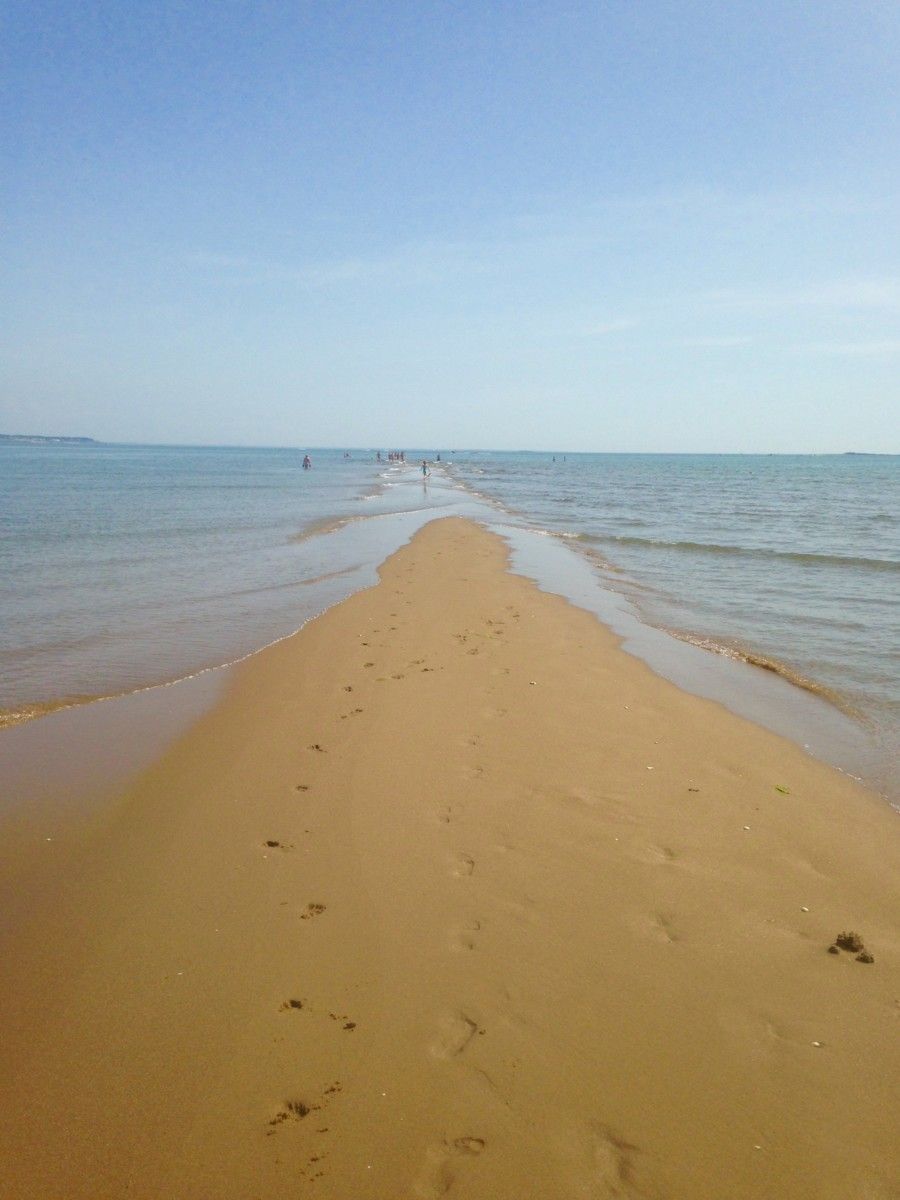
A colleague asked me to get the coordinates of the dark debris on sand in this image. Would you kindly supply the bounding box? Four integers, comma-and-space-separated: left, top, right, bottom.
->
829, 931, 874, 962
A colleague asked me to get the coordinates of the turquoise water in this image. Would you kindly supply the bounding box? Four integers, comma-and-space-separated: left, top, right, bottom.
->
1, 443, 897, 793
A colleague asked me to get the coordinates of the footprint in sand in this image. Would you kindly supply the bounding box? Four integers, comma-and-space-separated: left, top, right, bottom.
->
430, 1011, 479, 1059
449, 853, 475, 878
268, 1098, 314, 1129
553, 1120, 646, 1199
454, 1137, 485, 1154
633, 842, 679, 865
449, 920, 481, 952
629, 910, 681, 944
268, 1080, 343, 1136
414, 1137, 486, 1199
652, 911, 680, 944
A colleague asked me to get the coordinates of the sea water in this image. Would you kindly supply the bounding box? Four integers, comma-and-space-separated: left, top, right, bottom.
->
0, 444, 441, 721
450, 454, 898, 713
449, 451, 899, 791
1, 443, 897, 795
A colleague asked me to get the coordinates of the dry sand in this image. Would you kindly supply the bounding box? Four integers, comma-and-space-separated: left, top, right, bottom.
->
1, 517, 898, 1199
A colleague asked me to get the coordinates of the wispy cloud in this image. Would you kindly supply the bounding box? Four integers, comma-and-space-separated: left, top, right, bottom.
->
798, 339, 900, 356
588, 318, 638, 335
185, 240, 490, 290
296, 241, 490, 288
700, 279, 900, 313
675, 335, 752, 348
184, 183, 900, 314
582, 186, 891, 226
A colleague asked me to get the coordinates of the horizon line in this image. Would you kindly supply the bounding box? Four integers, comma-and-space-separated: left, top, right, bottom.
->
1, 435, 897, 457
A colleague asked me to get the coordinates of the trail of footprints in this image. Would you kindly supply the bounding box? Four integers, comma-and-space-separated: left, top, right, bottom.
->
266, 995, 356, 1182
419, 619, 523, 1191
418, 1007, 488, 1197
423, 764, 491, 1192
423, 615, 648, 1197
260, 738, 344, 1170
267, 1080, 344, 1182
269, 601, 647, 1191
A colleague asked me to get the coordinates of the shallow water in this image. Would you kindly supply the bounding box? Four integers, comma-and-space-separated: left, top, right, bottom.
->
0, 445, 444, 721
1, 443, 896, 798
448, 452, 899, 788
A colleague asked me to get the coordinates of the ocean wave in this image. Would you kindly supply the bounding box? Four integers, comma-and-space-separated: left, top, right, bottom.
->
0, 597, 346, 731
289, 503, 457, 546
289, 515, 359, 542
443, 468, 519, 516
664, 630, 861, 717
188, 565, 363, 606
516, 525, 583, 541
0, 694, 100, 730
585, 534, 899, 572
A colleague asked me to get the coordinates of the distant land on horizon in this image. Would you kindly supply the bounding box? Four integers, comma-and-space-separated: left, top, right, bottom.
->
0, 434, 98, 445
0, 435, 894, 455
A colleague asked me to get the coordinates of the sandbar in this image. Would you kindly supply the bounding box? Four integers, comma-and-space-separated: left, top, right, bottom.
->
1, 517, 897, 1198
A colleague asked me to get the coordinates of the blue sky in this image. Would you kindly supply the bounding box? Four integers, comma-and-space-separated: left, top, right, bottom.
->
3, 1, 898, 451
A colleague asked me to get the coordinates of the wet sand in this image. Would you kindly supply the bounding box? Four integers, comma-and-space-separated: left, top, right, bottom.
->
1, 517, 898, 1198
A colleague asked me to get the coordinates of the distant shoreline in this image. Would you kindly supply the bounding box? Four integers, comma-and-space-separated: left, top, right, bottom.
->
0, 434, 97, 445
1, 436, 895, 454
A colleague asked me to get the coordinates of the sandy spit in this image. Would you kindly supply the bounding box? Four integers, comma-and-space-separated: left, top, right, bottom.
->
1, 517, 898, 1199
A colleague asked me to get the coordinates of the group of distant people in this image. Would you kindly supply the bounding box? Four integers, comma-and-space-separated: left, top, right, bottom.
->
302, 450, 444, 474
375, 449, 441, 478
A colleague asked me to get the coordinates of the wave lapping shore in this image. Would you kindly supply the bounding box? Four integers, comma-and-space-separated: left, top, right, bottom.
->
447, 452, 899, 764
1, 518, 897, 1198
